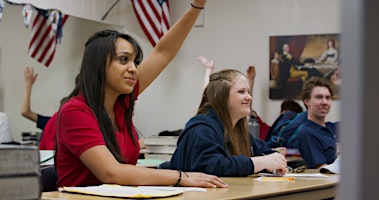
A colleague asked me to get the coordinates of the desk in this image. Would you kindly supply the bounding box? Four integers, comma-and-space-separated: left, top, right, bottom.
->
41, 170, 338, 200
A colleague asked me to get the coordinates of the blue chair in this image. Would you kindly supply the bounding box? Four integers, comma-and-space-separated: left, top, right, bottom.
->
40, 165, 58, 192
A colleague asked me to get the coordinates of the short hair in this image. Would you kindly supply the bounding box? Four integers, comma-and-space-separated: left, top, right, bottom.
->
301, 77, 334, 109
280, 99, 303, 113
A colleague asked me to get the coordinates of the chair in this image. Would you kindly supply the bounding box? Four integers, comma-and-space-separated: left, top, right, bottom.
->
40, 165, 58, 192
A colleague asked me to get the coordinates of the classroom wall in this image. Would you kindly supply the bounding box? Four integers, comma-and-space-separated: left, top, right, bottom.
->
0, 0, 341, 141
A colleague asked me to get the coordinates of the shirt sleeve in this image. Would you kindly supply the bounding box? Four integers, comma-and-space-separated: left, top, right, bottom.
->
251, 136, 275, 156
297, 130, 328, 168
58, 100, 105, 158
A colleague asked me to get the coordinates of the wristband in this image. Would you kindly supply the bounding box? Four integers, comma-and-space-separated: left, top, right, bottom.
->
173, 170, 189, 187
191, 3, 204, 9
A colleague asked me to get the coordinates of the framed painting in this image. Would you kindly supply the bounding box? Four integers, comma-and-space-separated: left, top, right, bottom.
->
269, 34, 341, 100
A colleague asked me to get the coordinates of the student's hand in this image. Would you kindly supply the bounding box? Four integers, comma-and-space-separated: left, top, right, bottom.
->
24, 67, 38, 86
272, 168, 288, 176
246, 65, 256, 80
180, 172, 228, 188
197, 56, 214, 70
272, 147, 287, 156
263, 152, 287, 174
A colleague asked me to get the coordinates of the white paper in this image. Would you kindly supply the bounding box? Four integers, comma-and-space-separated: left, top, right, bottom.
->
59, 184, 185, 198
259, 173, 328, 178
138, 186, 207, 192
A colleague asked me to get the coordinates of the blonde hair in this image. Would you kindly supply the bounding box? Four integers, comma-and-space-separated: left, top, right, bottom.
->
198, 69, 251, 156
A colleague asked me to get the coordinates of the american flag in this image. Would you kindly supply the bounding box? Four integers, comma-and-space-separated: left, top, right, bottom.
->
28, 8, 68, 67
131, 0, 170, 47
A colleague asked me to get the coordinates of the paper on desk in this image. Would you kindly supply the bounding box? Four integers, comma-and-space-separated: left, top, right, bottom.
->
139, 186, 206, 192
259, 173, 329, 178
59, 184, 186, 198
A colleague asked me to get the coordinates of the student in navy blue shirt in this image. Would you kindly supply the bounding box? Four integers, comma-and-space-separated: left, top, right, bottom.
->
170, 69, 287, 177
297, 77, 339, 169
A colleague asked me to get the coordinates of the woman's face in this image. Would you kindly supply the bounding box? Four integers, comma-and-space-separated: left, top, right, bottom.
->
105, 38, 139, 97
227, 75, 252, 126
328, 40, 334, 48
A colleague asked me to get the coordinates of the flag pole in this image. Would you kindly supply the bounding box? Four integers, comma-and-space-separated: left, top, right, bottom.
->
101, 0, 120, 21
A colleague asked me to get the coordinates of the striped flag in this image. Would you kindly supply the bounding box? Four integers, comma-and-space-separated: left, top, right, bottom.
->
131, 0, 170, 47
0, 0, 5, 22
28, 8, 68, 67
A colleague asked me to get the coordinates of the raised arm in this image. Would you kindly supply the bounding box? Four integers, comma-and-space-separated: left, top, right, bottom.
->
246, 65, 256, 95
137, 0, 206, 94
21, 67, 38, 122
197, 56, 214, 89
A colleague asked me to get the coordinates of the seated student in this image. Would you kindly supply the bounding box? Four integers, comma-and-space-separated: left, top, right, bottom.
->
21, 67, 53, 131
296, 77, 339, 169
39, 112, 58, 150
265, 99, 304, 146
197, 56, 271, 140
22, 67, 70, 150
169, 69, 287, 177
55, 0, 227, 189
280, 98, 303, 114
197, 56, 285, 152
22, 67, 73, 150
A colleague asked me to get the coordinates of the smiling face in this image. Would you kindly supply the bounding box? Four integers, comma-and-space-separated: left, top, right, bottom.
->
227, 74, 252, 126
304, 86, 332, 123
104, 38, 139, 99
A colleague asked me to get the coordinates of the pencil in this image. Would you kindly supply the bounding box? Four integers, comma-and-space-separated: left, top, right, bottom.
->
260, 177, 295, 181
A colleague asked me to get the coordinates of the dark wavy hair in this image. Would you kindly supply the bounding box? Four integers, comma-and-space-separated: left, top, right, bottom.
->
64, 30, 143, 163
197, 69, 251, 156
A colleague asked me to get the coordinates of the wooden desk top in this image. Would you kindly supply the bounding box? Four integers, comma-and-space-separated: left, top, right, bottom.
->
41, 170, 338, 200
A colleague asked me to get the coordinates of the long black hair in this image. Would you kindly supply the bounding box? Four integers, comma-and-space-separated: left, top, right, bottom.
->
63, 30, 143, 163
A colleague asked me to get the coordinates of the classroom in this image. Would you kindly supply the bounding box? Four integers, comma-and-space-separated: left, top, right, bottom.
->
0, 0, 377, 199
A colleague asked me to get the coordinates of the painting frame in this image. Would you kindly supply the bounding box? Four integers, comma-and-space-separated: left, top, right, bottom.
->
269, 33, 341, 100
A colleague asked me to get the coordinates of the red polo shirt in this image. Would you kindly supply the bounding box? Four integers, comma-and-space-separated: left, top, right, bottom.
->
56, 88, 139, 187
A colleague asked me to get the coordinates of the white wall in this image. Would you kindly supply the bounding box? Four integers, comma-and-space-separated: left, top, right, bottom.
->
0, 0, 341, 141
0, 5, 119, 141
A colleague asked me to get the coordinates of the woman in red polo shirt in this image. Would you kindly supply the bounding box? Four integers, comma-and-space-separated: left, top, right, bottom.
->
55, 0, 227, 189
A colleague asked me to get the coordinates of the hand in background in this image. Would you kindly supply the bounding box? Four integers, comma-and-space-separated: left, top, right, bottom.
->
246, 65, 256, 80
24, 66, 38, 87
197, 56, 214, 70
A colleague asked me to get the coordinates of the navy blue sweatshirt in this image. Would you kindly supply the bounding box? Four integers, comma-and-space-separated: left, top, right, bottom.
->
169, 109, 274, 177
